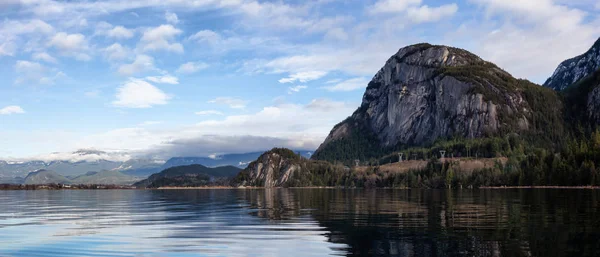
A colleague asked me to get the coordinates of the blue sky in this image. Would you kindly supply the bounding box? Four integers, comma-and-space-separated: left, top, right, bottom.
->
0, 0, 599, 161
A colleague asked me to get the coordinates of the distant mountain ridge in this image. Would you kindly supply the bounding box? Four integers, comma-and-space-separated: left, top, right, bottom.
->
134, 164, 241, 188
23, 169, 138, 185
0, 150, 313, 184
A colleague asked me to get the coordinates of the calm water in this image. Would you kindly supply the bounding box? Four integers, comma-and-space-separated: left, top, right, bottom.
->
0, 189, 599, 257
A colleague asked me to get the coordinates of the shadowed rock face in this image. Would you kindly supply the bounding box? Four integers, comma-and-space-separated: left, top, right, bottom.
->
314, 43, 533, 156
240, 151, 300, 188
544, 38, 600, 91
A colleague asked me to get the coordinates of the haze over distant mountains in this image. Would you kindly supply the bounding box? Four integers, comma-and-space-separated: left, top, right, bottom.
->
0, 149, 312, 184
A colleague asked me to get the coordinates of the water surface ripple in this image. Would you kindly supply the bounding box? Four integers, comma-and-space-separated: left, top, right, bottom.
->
0, 189, 598, 256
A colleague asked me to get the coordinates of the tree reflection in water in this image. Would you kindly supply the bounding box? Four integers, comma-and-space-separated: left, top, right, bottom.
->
238, 189, 600, 257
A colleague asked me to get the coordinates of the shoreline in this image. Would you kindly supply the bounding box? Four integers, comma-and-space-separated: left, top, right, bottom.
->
2, 185, 599, 190
480, 186, 600, 189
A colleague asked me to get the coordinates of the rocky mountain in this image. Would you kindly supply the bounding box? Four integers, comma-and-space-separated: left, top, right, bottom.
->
544, 38, 600, 91
71, 170, 139, 185
134, 164, 241, 188
312, 43, 562, 163
236, 149, 302, 188
235, 148, 341, 188
24, 170, 70, 185
23, 169, 138, 185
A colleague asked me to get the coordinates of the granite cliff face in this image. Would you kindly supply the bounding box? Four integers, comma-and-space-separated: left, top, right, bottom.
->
544, 38, 600, 91
236, 149, 301, 188
313, 43, 562, 162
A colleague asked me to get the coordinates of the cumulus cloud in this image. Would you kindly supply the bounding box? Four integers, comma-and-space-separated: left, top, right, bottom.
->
32, 52, 57, 63
188, 29, 289, 54
13, 60, 64, 85
118, 54, 156, 75
278, 71, 327, 83
406, 4, 458, 23
165, 11, 179, 24
103, 43, 130, 61
0, 106, 25, 115
145, 75, 179, 84
208, 97, 248, 109
176, 61, 209, 73
370, 0, 422, 13
26, 149, 133, 163
2, 97, 356, 159
139, 24, 183, 53
369, 0, 457, 23
464, 0, 600, 81
96, 22, 134, 39
322, 77, 369, 92
112, 78, 170, 108
288, 85, 307, 94
0, 19, 54, 56
48, 32, 91, 61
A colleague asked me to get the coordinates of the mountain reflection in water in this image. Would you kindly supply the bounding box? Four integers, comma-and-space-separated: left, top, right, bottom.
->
0, 189, 598, 256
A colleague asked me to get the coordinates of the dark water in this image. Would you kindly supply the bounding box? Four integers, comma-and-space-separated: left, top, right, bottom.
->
0, 189, 599, 257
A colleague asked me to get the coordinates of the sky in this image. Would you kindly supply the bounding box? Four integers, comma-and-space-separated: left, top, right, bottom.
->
0, 0, 599, 161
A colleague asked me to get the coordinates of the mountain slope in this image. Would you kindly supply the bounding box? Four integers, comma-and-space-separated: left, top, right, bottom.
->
312, 43, 563, 163
71, 170, 138, 185
134, 164, 241, 188
24, 170, 70, 185
561, 68, 600, 128
234, 148, 345, 188
544, 38, 600, 91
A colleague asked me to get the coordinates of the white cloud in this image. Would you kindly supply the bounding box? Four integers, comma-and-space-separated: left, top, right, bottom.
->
176, 61, 209, 73
165, 11, 179, 24
0, 19, 54, 56
96, 21, 134, 39
32, 52, 57, 63
322, 77, 369, 92
15, 60, 43, 73
48, 32, 90, 61
208, 97, 248, 109
369, 0, 457, 23
13, 60, 63, 85
195, 110, 224, 115
370, 0, 422, 13
139, 24, 183, 53
189, 30, 221, 44
49, 32, 86, 51
288, 85, 307, 94
106, 26, 134, 39
0, 106, 25, 115
406, 4, 458, 23
464, 0, 600, 81
0, 41, 17, 57
1, 19, 54, 35
305, 98, 348, 112
118, 54, 156, 76
113, 78, 170, 108
278, 71, 327, 83
103, 43, 130, 61
188, 29, 290, 54
145, 75, 179, 84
